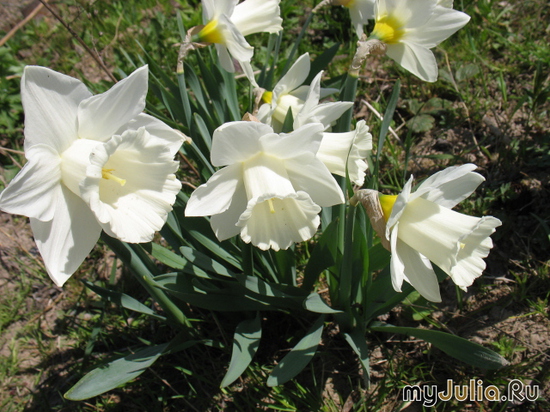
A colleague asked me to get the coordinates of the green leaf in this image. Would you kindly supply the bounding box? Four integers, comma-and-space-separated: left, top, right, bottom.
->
302, 219, 339, 291
303, 293, 342, 314
65, 343, 169, 400
363, 267, 414, 321
82, 280, 166, 321
370, 323, 509, 370
343, 330, 370, 386
407, 114, 435, 133
267, 315, 325, 386
220, 315, 262, 387
456, 63, 480, 82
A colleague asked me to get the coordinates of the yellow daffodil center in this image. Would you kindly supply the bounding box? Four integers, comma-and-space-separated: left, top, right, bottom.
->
262, 91, 273, 104
198, 19, 225, 44
372, 15, 405, 44
102, 168, 126, 186
379, 194, 398, 222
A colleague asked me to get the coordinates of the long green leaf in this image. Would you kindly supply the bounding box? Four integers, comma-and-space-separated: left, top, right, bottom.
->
267, 315, 325, 386
220, 315, 262, 387
344, 329, 370, 386
65, 343, 169, 400
304, 293, 342, 314
82, 280, 166, 321
370, 323, 509, 370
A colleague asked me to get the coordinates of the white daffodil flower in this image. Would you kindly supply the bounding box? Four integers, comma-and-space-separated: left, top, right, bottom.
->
370, 0, 470, 82
376, 164, 501, 302
198, 0, 283, 87
317, 120, 373, 186
333, 0, 376, 37
185, 121, 345, 250
257, 53, 352, 132
0, 66, 183, 286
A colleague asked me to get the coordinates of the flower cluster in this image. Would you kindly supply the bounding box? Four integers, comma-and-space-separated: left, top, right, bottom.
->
0, 0, 499, 307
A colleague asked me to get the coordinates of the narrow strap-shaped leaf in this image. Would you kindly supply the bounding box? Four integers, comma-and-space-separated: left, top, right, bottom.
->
220, 314, 262, 387
343, 329, 370, 387
370, 323, 509, 370
306, 43, 341, 85
82, 280, 166, 321
64, 343, 169, 400
302, 219, 339, 291
267, 315, 325, 386
304, 293, 342, 314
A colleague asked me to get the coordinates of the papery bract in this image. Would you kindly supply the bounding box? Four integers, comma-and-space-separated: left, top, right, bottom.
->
374, 164, 501, 302
370, 0, 470, 82
185, 121, 344, 250
199, 0, 283, 87
0, 66, 183, 286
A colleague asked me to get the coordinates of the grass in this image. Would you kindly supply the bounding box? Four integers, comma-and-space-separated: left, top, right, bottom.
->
0, 0, 549, 410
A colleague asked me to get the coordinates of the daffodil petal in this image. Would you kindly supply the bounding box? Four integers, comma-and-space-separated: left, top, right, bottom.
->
186, 163, 243, 217
0, 144, 62, 222
21, 66, 90, 153
211, 121, 273, 166
386, 42, 438, 82
30, 186, 102, 287
232, 0, 282, 36
209, 180, 248, 241
409, 6, 470, 48
272, 53, 311, 101
261, 123, 324, 160
413, 164, 484, 208
237, 191, 320, 251
348, 0, 376, 37
285, 159, 345, 207
80, 128, 181, 243
120, 113, 185, 156
77, 66, 148, 141
393, 236, 442, 302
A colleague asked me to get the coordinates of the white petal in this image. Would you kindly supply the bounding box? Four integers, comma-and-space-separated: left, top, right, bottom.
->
30, 186, 101, 286
237, 191, 320, 251
21, 66, 90, 153
296, 101, 354, 130
185, 163, 243, 217
211, 121, 273, 166
272, 53, 311, 101
77, 66, 148, 141
285, 159, 345, 207
119, 113, 185, 156
408, 6, 470, 48
397, 197, 501, 285
413, 164, 484, 208
386, 42, 438, 82
386, 174, 413, 233
80, 128, 181, 243
450, 216, 501, 289
394, 237, 441, 302
260, 123, 324, 160
231, 0, 283, 36
349, 0, 376, 37
0, 144, 62, 221
210, 181, 248, 241
215, 43, 236, 73
217, 14, 254, 64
